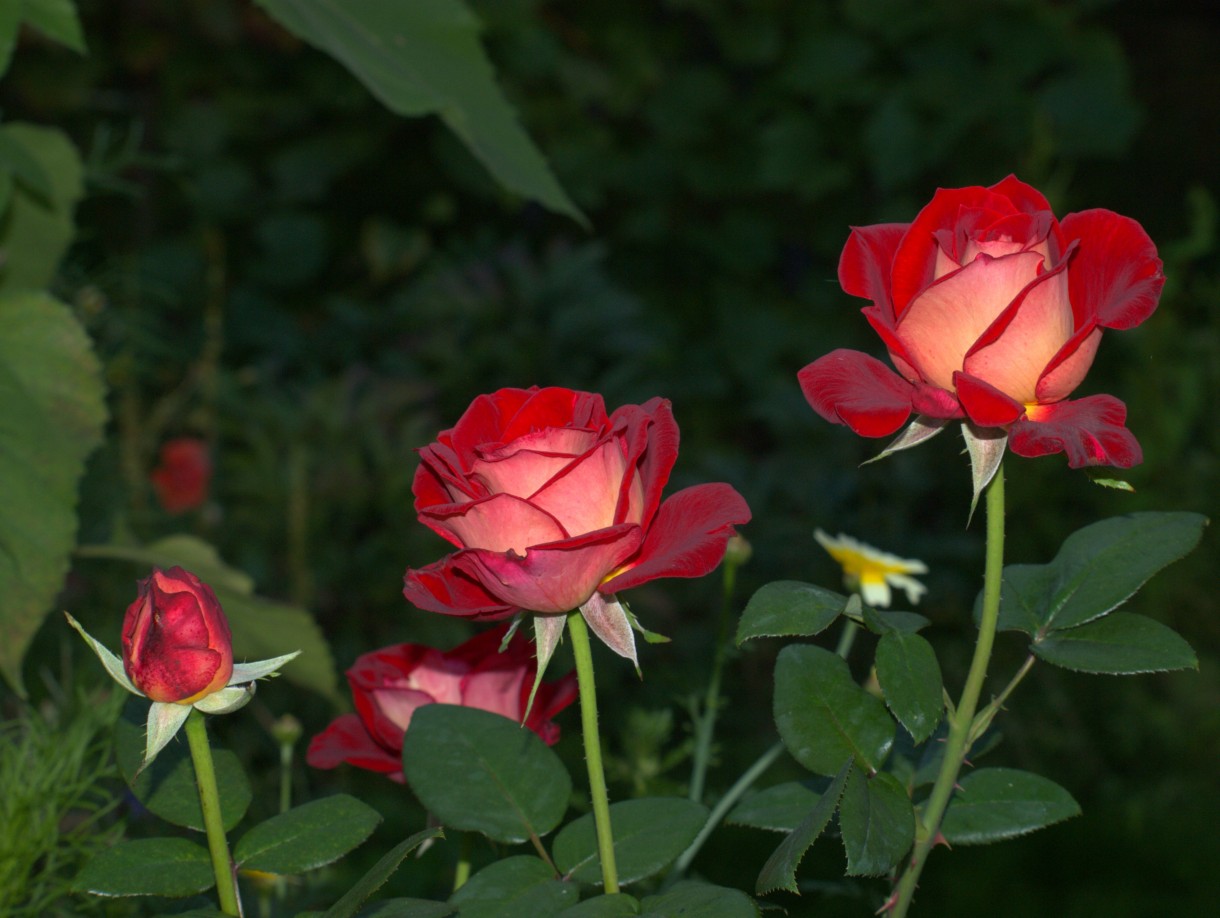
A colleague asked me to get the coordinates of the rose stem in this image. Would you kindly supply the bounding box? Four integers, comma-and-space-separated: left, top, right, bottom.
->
688, 550, 743, 804
184, 709, 242, 915
566, 609, 620, 894
890, 461, 1006, 918
453, 832, 473, 892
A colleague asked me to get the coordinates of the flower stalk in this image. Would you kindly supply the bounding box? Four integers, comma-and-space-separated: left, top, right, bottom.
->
566, 609, 620, 893
184, 709, 241, 916
890, 462, 1006, 917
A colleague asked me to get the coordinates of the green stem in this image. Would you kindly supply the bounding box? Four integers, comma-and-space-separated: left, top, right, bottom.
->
184, 709, 241, 916
453, 832, 472, 892
567, 610, 620, 894
834, 618, 861, 660
689, 558, 740, 804
890, 462, 1006, 918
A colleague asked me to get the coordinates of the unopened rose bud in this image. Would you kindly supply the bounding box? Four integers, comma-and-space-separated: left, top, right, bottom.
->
122, 567, 233, 704
724, 534, 753, 568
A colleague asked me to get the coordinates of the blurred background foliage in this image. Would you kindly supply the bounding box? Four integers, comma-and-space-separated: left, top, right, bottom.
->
1, 0, 1216, 914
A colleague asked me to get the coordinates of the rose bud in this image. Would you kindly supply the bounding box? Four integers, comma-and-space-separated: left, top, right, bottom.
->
122, 566, 234, 704
799, 176, 1163, 469
151, 437, 212, 514
306, 624, 577, 782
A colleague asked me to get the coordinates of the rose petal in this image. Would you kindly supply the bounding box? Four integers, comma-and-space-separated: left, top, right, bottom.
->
502, 388, 603, 442
523, 667, 578, 744
910, 383, 964, 419
610, 398, 678, 530
424, 493, 568, 553
838, 223, 908, 313
529, 438, 630, 537
600, 483, 751, 594
798, 349, 914, 437
470, 428, 600, 498
1010, 396, 1142, 468
1061, 209, 1164, 330
306, 714, 404, 780
954, 372, 1025, 427
463, 525, 645, 613
1035, 323, 1103, 403
403, 555, 519, 620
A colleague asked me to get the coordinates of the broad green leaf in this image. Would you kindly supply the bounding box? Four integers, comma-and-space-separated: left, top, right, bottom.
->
21, 0, 88, 53
71, 838, 214, 897
975, 512, 1208, 636
253, 0, 584, 225
0, 293, 105, 693
727, 781, 824, 833
235, 794, 381, 874
354, 901, 456, 918
773, 644, 894, 775
838, 769, 914, 876
941, 768, 1080, 845
859, 605, 931, 634
1032, 613, 1197, 674
756, 759, 850, 894
875, 631, 943, 743
0, 129, 54, 199
0, 123, 83, 292
735, 581, 846, 645
77, 536, 339, 701
639, 882, 760, 916
316, 827, 446, 918
557, 895, 641, 917
448, 856, 576, 918
403, 704, 570, 844
553, 797, 708, 887
114, 696, 252, 832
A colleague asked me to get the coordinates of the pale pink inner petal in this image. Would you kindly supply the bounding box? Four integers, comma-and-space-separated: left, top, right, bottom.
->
898, 251, 1044, 390
461, 667, 528, 721
1036, 326, 1103, 403
932, 243, 962, 283
433, 494, 567, 552
529, 439, 628, 537
404, 650, 468, 706
960, 235, 1032, 265
470, 428, 600, 498
370, 685, 439, 735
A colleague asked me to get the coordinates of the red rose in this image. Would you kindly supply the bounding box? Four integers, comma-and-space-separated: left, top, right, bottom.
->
122, 567, 234, 704
305, 625, 577, 782
151, 437, 213, 513
401, 388, 750, 654
798, 176, 1164, 468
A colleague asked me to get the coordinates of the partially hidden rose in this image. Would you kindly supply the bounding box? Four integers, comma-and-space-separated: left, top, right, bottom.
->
798, 176, 1164, 469
402, 387, 751, 666
123, 566, 233, 704
151, 437, 213, 514
306, 624, 577, 782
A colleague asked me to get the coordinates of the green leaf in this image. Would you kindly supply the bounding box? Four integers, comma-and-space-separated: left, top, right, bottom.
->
0, 292, 105, 694
448, 856, 576, 918
71, 838, 214, 897
875, 631, 943, 744
114, 696, 252, 832
1032, 612, 1197, 674
402, 704, 570, 844
735, 581, 847, 645
838, 769, 914, 877
858, 605, 931, 635
77, 535, 339, 701
727, 781, 824, 833
0, 129, 54, 200
557, 894, 641, 916
553, 797, 708, 887
639, 882, 760, 916
354, 901, 457, 918
21, 0, 88, 53
235, 795, 382, 874
941, 768, 1081, 845
773, 644, 894, 775
756, 759, 850, 894
316, 827, 445, 918
0, 123, 83, 292
252, 0, 584, 225
976, 512, 1208, 636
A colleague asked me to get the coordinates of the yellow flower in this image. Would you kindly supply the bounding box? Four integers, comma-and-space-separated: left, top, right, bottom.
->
814, 529, 928, 608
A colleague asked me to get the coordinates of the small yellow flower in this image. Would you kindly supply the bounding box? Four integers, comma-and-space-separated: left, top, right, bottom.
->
814, 529, 928, 608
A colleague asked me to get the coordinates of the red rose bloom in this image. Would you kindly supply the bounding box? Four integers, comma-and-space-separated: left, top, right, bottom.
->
122, 567, 234, 704
151, 437, 213, 513
306, 625, 577, 782
798, 176, 1164, 468
401, 388, 750, 659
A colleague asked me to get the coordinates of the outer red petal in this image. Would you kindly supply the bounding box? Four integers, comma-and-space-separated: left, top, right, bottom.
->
306, 714, 404, 781
403, 555, 519, 620
1060, 209, 1164, 330
838, 223, 908, 313
610, 398, 679, 531
954, 372, 1025, 427
798, 349, 914, 437
600, 483, 751, 594
1009, 395, 1142, 468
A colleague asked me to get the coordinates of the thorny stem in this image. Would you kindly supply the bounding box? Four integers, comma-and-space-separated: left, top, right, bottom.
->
184, 709, 241, 916
567, 610, 620, 893
890, 461, 1006, 918
689, 555, 741, 804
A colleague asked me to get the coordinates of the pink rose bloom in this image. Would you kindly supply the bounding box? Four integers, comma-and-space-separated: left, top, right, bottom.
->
799, 176, 1164, 468
151, 437, 212, 513
306, 625, 577, 782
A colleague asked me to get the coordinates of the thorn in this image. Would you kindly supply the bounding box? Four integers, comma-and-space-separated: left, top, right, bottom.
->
961, 756, 973, 768
876, 891, 900, 914
954, 783, 964, 792
932, 831, 952, 850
